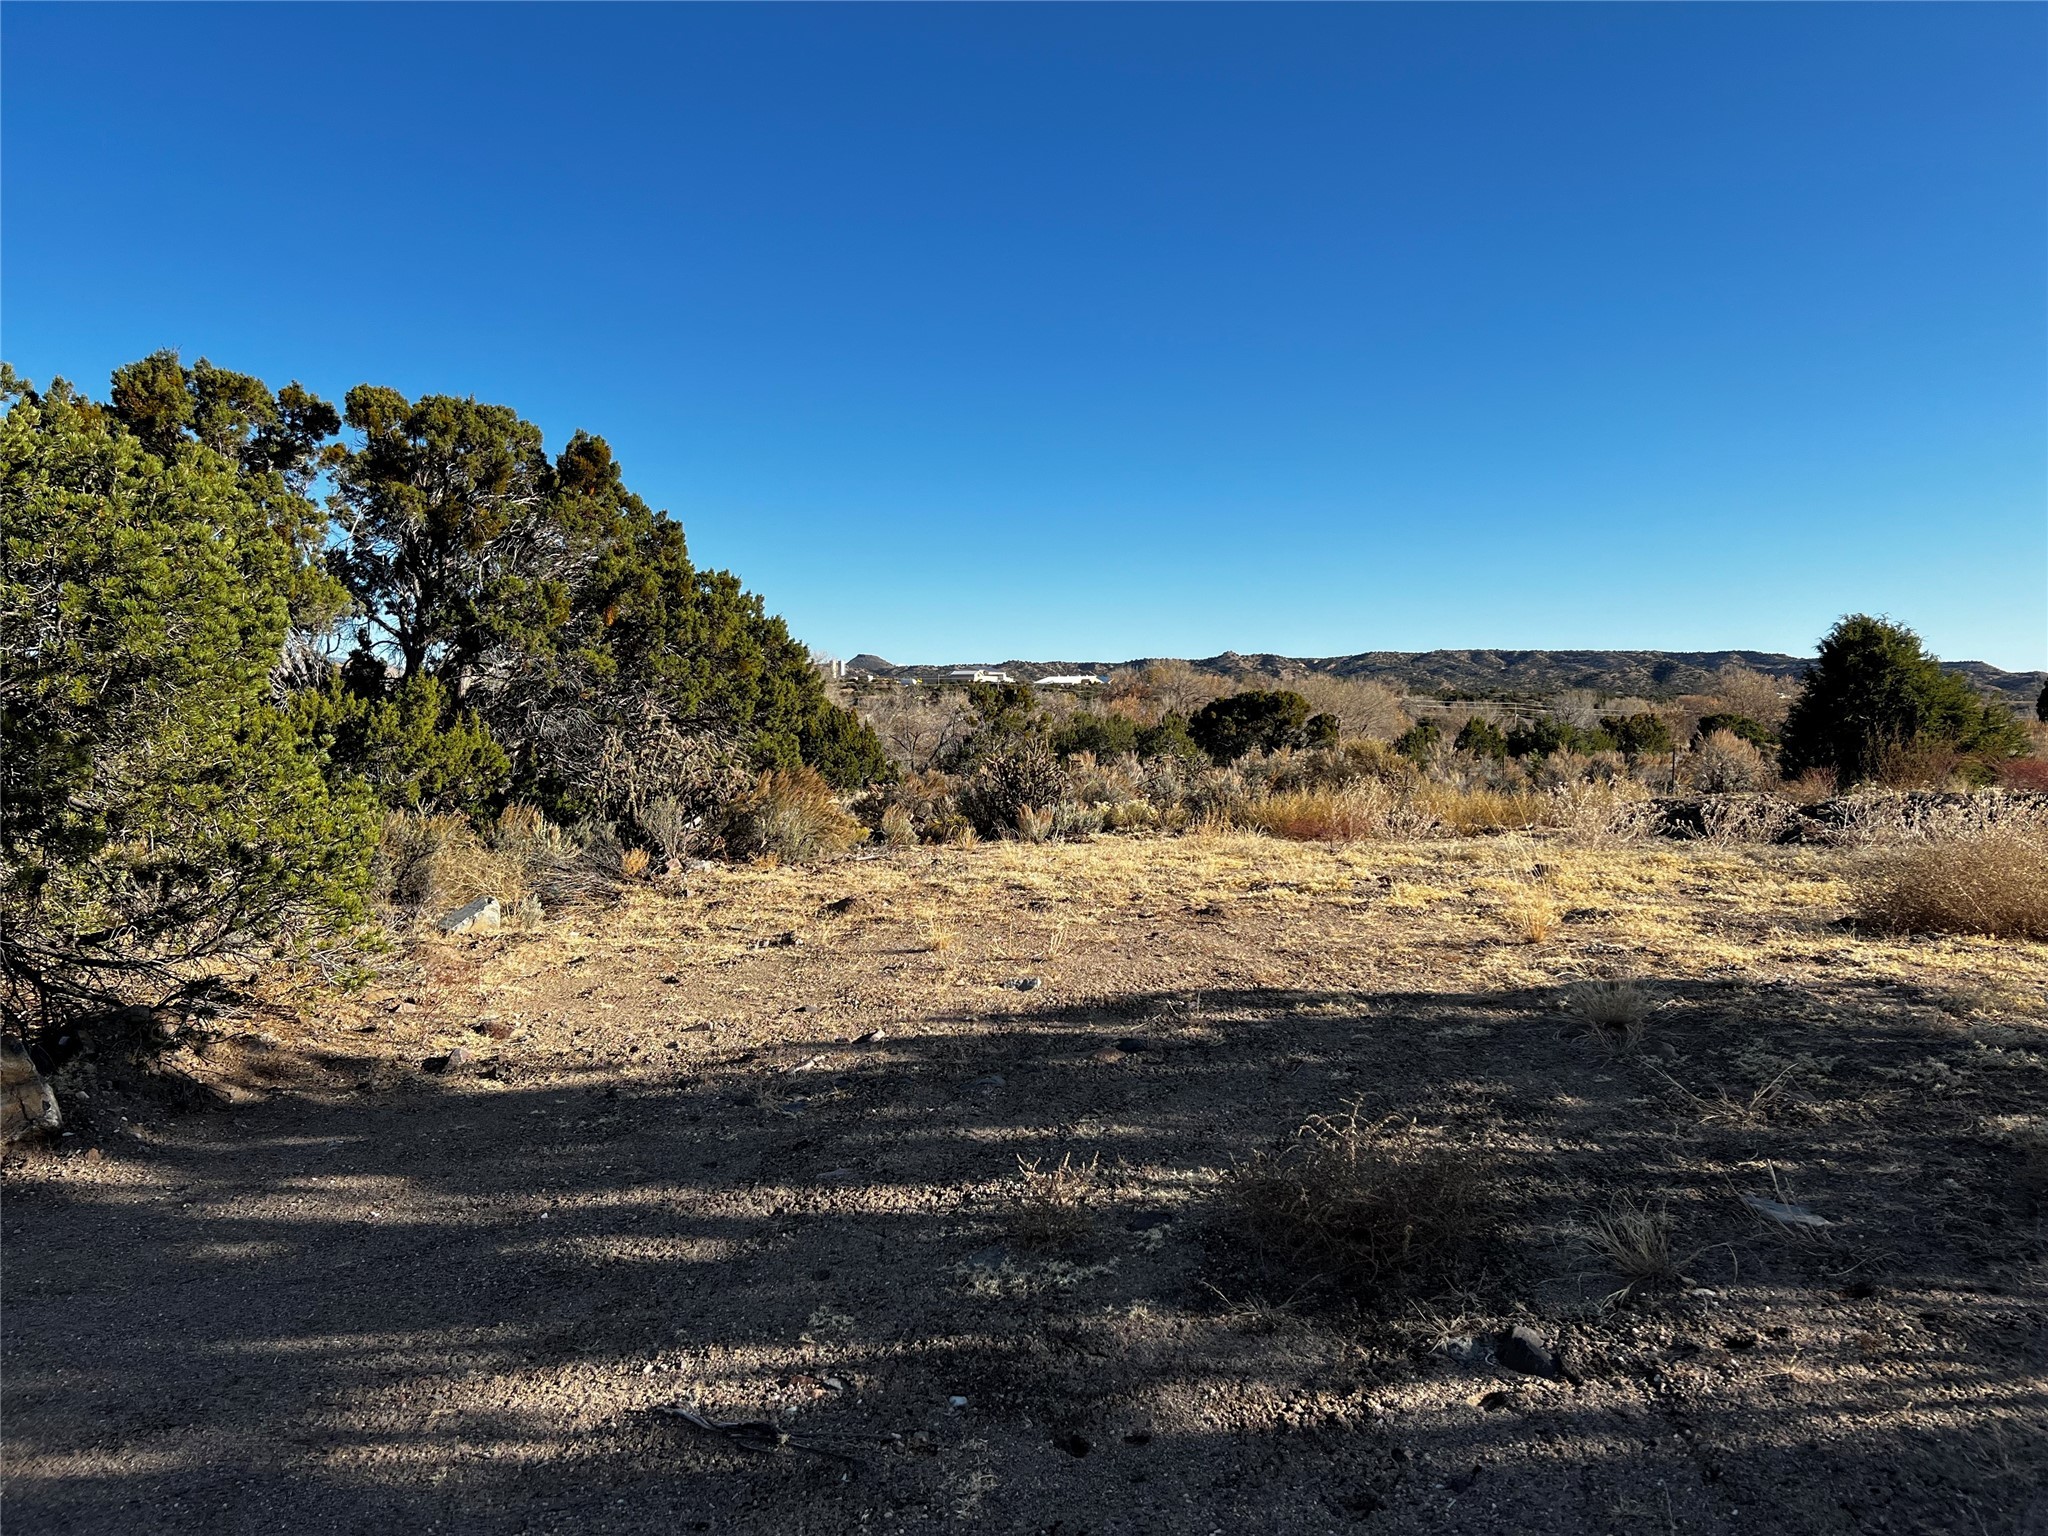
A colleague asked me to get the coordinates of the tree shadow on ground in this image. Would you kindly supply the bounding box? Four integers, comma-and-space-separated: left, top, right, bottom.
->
5, 973, 2044, 1534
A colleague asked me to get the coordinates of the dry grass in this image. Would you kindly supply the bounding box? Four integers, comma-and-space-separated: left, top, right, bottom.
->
1504, 893, 1561, 944
1577, 1195, 1678, 1285
1240, 782, 1435, 842
725, 767, 867, 865
1566, 978, 1650, 1046
1850, 825, 2048, 940
1008, 1152, 1101, 1249
1226, 1107, 1491, 1304
618, 847, 652, 880
1414, 784, 1550, 835
878, 803, 917, 848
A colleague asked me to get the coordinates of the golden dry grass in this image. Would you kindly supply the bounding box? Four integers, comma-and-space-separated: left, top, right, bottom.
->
1850, 826, 2048, 940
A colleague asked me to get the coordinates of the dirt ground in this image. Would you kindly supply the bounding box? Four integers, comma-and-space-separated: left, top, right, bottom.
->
6, 831, 2047, 1534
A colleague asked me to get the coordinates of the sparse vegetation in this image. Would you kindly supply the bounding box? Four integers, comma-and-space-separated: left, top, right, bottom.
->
1227, 1107, 1492, 1304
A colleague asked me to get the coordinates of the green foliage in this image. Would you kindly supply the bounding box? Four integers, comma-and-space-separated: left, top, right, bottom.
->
800, 700, 896, 788
321, 381, 885, 798
1505, 717, 1614, 758
1779, 615, 2028, 785
1053, 711, 1140, 759
1394, 719, 1442, 762
1189, 689, 1315, 764
1, 374, 375, 1014
1693, 712, 1775, 751
1454, 716, 1509, 758
1304, 711, 1341, 749
2037, 680, 2047, 724
291, 673, 511, 813
1136, 711, 1204, 762
1599, 712, 1674, 760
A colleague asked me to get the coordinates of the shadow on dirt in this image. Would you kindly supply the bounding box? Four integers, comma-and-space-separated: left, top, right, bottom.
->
5, 973, 2044, 1534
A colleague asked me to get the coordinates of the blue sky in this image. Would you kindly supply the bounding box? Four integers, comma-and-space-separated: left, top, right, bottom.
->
5, 3, 2044, 668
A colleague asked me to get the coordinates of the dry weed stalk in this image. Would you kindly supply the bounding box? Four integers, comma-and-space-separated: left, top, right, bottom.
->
1227, 1106, 1490, 1303
1577, 1194, 1678, 1285
1010, 1152, 1101, 1249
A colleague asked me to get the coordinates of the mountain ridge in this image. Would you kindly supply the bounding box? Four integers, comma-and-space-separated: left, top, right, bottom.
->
842, 648, 2044, 708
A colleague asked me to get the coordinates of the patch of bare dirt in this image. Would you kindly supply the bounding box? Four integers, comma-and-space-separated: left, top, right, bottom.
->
6, 834, 2046, 1534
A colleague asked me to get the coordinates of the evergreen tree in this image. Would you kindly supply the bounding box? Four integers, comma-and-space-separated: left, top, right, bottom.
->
1, 370, 375, 1020
1779, 615, 2027, 785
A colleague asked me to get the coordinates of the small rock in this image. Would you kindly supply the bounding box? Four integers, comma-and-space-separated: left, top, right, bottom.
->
1053, 1432, 1093, 1458
1475, 1390, 1515, 1412
1495, 1325, 1559, 1380
439, 897, 501, 936
1009, 976, 1042, 991
423, 1047, 475, 1075
853, 1029, 887, 1044
821, 896, 866, 917
947, 1395, 970, 1412
1434, 1335, 1490, 1364
474, 1019, 515, 1041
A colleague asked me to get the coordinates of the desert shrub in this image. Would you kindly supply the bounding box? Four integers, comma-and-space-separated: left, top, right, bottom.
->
879, 804, 918, 848
1997, 758, 2048, 792
1, 372, 376, 1023
1687, 728, 1774, 793
724, 766, 866, 863
1053, 711, 1140, 760
1255, 739, 1418, 795
1189, 689, 1317, 764
377, 813, 531, 912
1600, 712, 1674, 761
1849, 822, 2048, 939
379, 804, 619, 914
1551, 780, 1653, 846
1226, 1108, 1492, 1304
1454, 716, 1509, 758
1393, 720, 1441, 762
1780, 615, 2026, 786
1694, 712, 1775, 751
961, 742, 1066, 838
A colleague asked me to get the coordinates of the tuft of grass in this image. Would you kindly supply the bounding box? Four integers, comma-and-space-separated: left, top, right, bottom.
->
725, 767, 867, 865
1225, 1107, 1491, 1305
1015, 803, 1056, 844
1009, 1152, 1100, 1249
1505, 894, 1561, 944
1565, 978, 1649, 1047
1849, 825, 2048, 940
619, 847, 652, 880
1576, 1194, 1678, 1285
879, 803, 918, 848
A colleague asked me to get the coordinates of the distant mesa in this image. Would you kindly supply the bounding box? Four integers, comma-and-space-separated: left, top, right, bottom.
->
837, 647, 2043, 707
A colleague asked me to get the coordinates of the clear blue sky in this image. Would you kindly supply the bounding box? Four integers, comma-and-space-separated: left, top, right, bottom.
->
6, 3, 2044, 669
